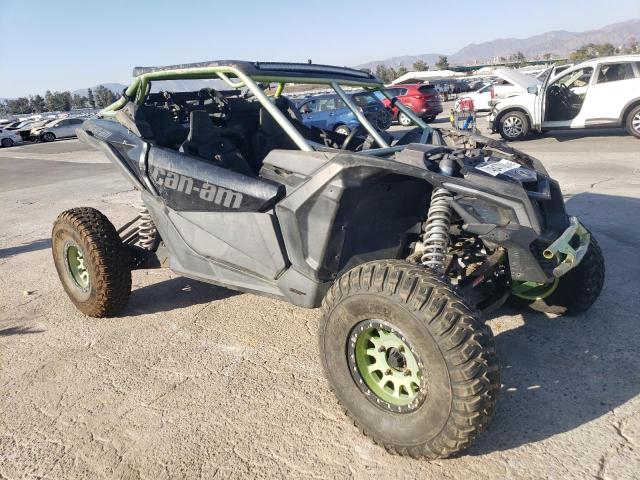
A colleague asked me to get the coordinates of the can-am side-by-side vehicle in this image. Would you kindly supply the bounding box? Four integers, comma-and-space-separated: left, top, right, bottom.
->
51, 61, 604, 459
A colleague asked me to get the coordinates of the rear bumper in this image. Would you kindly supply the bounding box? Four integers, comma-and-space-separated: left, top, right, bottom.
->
417, 105, 443, 117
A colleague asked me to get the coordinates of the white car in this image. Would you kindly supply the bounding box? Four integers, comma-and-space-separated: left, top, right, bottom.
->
33, 117, 85, 142
0, 127, 23, 147
489, 55, 640, 140
463, 69, 540, 112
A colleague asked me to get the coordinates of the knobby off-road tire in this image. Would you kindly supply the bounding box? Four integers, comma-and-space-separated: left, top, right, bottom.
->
513, 235, 605, 316
52, 207, 131, 317
319, 260, 500, 459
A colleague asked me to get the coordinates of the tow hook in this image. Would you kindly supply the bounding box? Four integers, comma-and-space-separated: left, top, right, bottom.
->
543, 217, 590, 277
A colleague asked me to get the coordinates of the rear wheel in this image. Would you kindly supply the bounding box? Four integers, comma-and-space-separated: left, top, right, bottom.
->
52, 207, 132, 317
1, 138, 13, 147
398, 112, 412, 126
43, 132, 55, 142
498, 111, 529, 141
320, 260, 499, 459
334, 125, 350, 136
424, 115, 437, 123
625, 104, 640, 139
510, 235, 604, 315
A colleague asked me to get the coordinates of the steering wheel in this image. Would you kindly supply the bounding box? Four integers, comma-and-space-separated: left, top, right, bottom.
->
341, 125, 365, 150
558, 84, 573, 109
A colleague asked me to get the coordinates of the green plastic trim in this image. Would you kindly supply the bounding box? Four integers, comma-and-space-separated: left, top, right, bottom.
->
511, 278, 559, 300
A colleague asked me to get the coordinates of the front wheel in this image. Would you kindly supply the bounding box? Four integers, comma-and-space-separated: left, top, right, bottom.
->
43, 132, 56, 142
52, 207, 132, 317
319, 260, 500, 459
625, 104, 640, 139
334, 125, 350, 136
498, 111, 529, 141
397, 111, 412, 126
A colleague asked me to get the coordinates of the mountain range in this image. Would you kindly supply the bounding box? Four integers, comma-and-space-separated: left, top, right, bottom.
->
356, 19, 640, 69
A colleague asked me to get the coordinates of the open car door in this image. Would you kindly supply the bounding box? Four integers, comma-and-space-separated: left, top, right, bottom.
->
533, 66, 553, 132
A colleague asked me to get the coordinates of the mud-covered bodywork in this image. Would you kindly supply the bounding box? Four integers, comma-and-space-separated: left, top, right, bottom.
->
76, 60, 589, 309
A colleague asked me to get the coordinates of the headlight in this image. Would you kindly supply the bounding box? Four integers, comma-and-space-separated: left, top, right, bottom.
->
453, 196, 518, 226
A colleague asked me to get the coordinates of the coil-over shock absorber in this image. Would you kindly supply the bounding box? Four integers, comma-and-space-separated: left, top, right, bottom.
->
419, 156, 455, 272
137, 203, 157, 250
117, 201, 158, 250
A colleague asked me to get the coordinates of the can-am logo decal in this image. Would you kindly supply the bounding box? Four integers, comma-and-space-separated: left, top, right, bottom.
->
150, 167, 243, 209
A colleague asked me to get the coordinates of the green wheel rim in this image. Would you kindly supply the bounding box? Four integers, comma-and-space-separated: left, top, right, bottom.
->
66, 244, 90, 289
512, 278, 559, 300
350, 321, 422, 411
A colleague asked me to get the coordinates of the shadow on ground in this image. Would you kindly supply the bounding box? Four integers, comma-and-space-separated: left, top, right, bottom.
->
0, 326, 46, 337
468, 192, 640, 454
540, 128, 628, 142
0, 238, 51, 259
123, 276, 240, 316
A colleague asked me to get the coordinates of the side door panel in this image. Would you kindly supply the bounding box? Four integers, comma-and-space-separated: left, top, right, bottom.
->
580, 62, 638, 125
146, 145, 289, 280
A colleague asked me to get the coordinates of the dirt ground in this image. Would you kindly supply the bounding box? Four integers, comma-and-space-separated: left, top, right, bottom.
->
1, 122, 639, 479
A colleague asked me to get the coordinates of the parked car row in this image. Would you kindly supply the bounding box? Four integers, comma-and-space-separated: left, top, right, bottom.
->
290, 82, 444, 134
0, 116, 87, 147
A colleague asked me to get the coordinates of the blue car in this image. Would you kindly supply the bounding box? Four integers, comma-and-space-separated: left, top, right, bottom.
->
294, 91, 391, 135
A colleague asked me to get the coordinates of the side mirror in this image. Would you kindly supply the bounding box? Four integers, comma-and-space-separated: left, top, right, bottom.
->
527, 85, 539, 95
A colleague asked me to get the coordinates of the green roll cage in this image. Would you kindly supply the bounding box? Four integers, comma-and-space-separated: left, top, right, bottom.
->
101, 61, 432, 155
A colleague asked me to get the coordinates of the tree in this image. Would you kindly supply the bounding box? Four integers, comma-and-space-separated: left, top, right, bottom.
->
510, 52, 526, 65
94, 85, 116, 108
543, 53, 552, 60
29, 94, 46, 113
71, 94, 88, 109
625, 38, 640, 54
375, 65, 397, 84
435, 55, 450, 70
569, 43, 617, 61
6, 97, 31, 114
412, 59, 429, 71
87, 88, 96, 109
396, 65, 408, 78
44, 90, 54, 111
47, 91, 71, 112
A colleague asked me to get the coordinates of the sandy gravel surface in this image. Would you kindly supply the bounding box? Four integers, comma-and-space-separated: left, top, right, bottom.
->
1, 127, 639, 479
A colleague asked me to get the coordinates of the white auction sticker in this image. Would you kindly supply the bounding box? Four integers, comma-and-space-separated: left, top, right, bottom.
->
475, 159, 521, 176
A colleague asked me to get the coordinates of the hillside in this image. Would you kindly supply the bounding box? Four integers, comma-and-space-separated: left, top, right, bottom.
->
357, 18, 640, 69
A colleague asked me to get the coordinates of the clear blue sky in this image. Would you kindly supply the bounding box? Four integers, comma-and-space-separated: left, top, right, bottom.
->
1, 0, 638, 97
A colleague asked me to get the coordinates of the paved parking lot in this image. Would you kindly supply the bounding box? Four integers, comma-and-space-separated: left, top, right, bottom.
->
1, 122, 639, 479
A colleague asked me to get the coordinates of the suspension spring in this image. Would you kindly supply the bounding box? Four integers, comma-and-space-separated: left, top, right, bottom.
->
420, 188, 454, 272
137, 203, 157, 250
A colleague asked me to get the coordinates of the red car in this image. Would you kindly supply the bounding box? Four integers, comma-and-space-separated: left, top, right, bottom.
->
381, 83, 443, 125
